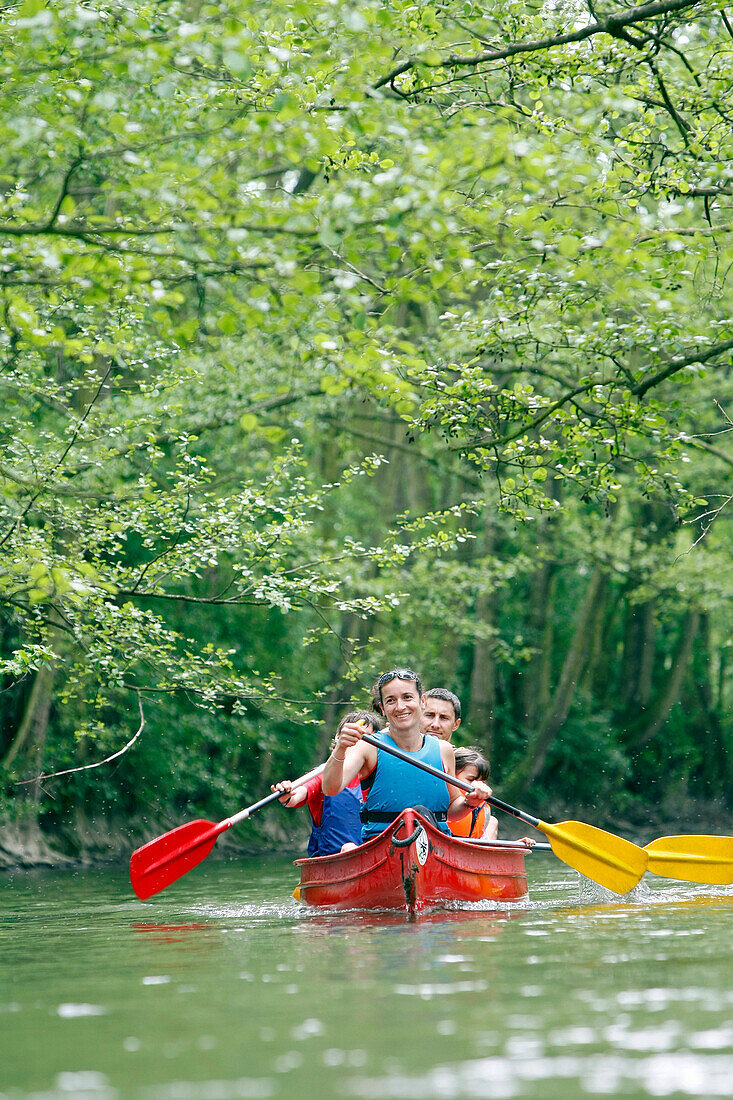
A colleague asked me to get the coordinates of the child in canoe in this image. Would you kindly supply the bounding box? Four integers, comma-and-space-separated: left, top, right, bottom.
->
451, 745, 536, 847
272, 710, 384, 856
449, 746, 499, 840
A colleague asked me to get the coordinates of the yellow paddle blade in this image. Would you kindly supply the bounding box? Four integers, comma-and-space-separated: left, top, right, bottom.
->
645, 835, 733, 885
539, 819, 647, 895
292, 885, 301, 902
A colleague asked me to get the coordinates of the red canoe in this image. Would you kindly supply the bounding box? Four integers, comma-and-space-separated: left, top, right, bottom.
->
294, 808, 528, 914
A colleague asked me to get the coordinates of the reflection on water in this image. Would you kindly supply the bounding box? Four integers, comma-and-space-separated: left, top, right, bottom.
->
1, 855, 732, 1099
132, 921, 213, 942
345, 1049, 733, 1099
294, 903, 525, 934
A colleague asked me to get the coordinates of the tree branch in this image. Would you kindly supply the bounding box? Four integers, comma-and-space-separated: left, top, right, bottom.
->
14, 692, 145, 785
373, 0, 705, 89
633, 339, 733, 399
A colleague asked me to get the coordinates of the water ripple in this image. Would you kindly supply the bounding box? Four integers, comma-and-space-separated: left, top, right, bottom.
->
346, 1051, 733, 1098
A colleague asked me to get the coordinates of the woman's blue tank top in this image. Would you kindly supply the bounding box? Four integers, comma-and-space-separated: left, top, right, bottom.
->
361, 730, 451, 840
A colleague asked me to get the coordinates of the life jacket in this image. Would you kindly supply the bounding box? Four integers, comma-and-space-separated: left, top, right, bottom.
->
360, 730, 451, 840
307, 780, 363, 857
449, 805, 488, 839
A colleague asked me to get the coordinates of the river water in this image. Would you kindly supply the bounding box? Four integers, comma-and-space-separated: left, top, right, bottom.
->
2, 852, 732, 1099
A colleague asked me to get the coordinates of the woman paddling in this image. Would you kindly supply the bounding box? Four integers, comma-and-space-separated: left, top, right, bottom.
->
321, 667, 491, 842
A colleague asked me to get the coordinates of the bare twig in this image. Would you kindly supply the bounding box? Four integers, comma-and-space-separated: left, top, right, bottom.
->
15, 692, 145, 785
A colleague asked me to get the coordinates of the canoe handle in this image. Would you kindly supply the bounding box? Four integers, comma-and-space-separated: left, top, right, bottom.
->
391, 823, 423, 848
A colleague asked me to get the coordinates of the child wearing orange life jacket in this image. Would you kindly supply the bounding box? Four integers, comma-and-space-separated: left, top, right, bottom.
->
449, 746, 498, 840
271, 710, 384, 855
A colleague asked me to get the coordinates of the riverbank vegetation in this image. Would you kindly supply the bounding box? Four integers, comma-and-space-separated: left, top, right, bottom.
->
1, 0, 731, 863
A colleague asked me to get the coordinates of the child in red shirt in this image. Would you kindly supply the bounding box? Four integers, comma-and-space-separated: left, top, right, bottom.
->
272, 710, 384, 855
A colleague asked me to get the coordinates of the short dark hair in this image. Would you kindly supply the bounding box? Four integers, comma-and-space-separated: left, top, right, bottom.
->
424, 687, 461, 721
373, 667, 423, 710
454, 746, 490, 782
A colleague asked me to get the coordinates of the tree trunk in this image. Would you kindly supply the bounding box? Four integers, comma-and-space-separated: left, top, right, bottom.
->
1, 660, 56, 863
503, 565, 609, 799
2, 661, 56, 778
689, 614, 732, 799
520, 566, 556, 729
518, 486, 561, 729
619, 598, 656, 711
630, 609, 701, 750
584, 586, 622, 703
467, 589, 496, 759
618, 501, 676, 714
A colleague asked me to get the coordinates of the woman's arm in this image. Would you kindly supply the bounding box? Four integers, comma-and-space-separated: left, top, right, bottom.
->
321, 722, 376, 795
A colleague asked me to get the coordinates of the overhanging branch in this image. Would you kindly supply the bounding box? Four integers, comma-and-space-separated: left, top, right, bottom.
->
373, 0, 705, 89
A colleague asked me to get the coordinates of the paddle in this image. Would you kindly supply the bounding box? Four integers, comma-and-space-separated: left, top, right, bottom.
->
360, 733, 647, 894
468, 840, 553, 851
644, 835, 733, 885
130, 763, 326, 899
478, 835, 733, 883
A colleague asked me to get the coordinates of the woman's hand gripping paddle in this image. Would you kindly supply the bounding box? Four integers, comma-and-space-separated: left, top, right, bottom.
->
361, 733, 647, 894
130, 763, 326, 899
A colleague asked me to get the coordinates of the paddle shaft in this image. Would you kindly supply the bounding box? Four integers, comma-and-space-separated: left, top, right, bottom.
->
361, 733, 541, 828
150, 761, 328, 864
467, 840, 552, 851
360, 736, 732, 886
176, 762, 329, 857
226, 762, 327, 828
360, 732, 648, 894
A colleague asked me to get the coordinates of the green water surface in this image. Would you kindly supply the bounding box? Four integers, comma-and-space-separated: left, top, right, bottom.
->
2, 853, 732, 1099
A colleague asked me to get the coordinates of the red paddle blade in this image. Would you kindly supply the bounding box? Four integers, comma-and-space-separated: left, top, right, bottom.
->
130, 819, 223, 899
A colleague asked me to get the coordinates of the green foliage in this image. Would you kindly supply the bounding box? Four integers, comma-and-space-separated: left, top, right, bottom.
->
539, 710, 632, 815
0, 0, 730, 844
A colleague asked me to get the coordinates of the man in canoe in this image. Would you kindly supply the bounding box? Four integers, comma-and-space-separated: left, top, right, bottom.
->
419, 691, 529, 844
420, 688, 498, 839
421, 686, 461, 742
322, 667, 491, 841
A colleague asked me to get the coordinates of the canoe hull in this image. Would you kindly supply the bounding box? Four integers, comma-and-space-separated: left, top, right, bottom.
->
294, 808, 528, 914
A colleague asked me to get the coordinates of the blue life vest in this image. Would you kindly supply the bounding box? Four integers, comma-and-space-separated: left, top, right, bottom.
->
361, 730, 451, 840
307, 784, 363, 857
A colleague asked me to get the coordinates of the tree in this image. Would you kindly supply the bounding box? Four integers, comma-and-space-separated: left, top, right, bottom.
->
0, 0, 730, 842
